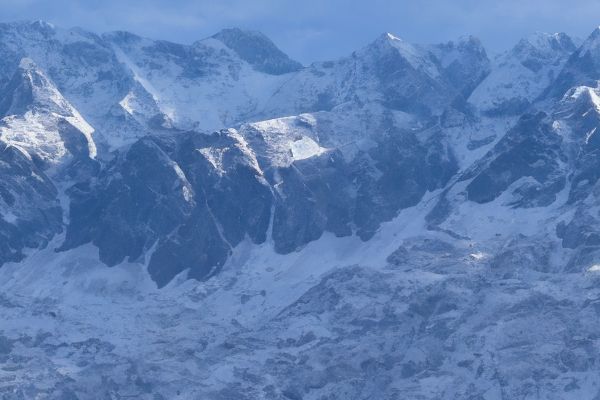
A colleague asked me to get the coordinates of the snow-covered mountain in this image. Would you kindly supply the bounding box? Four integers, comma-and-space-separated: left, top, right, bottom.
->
0, 57, 96, 165
3, 20, 600, 399
469, 32, 576, 115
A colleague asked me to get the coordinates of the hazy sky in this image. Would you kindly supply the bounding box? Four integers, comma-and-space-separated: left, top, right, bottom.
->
1, 0, 599, 63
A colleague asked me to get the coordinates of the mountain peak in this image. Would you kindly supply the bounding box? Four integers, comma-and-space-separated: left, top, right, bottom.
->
18, 57, 37, 71
432, 35, 487, 55
30, 20, 54, 31
0, 58, 97, 164
541, 27, 600, 100
0, 58, 75, 118
213, 27, 267, 42
384, 32, 402, 41
579, 26, 600, 55
372, 31, 408, 47
103, 30, 143, 45
0, 58, 42, 117
0, 19, 56, 36
505, 31, 576, 76
513, 31, 576, 57
363, 31, 445, 82
210, 27, 302, 75
369, 31, 422, 58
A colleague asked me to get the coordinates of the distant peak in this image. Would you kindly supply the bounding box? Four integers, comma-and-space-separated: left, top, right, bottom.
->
385, 32, 402, 41
372, 32, 406, 46
211, 27, 278, 51
576, 27, 600, 57
582, 26, 600, 44
210, 27, 302, 75
15, 58, 49, 85
511, 31, 576, 59
368, 31, 422, 57
31, 20, 54, 30
15, 58, 53, 87
456, 35, 484, 47
103, 30, 142, 44
525, 31, 572, 45
18, 57, 37, 70
433, 35, 486, 53
0, 19, 56, 34
213, 27, 268, 42
0, 57, 71, 118
371, 32, 408, 47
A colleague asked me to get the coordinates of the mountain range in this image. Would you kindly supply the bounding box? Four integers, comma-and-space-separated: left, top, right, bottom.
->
2, 20, 600, 399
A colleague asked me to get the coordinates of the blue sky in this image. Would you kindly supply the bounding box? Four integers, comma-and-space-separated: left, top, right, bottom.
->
1, 0, 599, 63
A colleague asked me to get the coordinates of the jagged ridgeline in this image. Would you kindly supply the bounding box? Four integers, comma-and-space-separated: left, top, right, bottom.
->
4, 20, 600, 399
0, 20, 488, 286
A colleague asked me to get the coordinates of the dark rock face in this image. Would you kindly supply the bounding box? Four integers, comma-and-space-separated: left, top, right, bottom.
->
464, 112, 565, 207
355, 127, 457, 239
513, 32, 576, 73
0, 63, 35, 117
61, 137, 196, 268
251, 119, 458, 251
490, 236, 553, 274
57, 119, 93, 160
543, 29, 600, 100
59, 116, 458, 286
557, 209, 599, 251
556, 87, 600, 204
363, 34, 491, 116
212, 28, 303, 75
147, 206, 231, 287
546, 54, 600, 101
555, 90, 600, 270
269, 150, 354, 253
0, 144, 62, 265
556, 199, 600, 273
62, 131, 271, 287
368, 39, 448, 115
481, 97, 532, 117
431, 36, 491, 99
176, 131, 273, 248
147, 131, 273, 286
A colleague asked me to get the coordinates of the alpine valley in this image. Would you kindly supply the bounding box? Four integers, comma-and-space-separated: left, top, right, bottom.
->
3, 20, 600, 399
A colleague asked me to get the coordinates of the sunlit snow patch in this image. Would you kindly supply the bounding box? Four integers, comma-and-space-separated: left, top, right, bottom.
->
290, 136, 325, 160
587, 264, 600, 272
469, 252, 488, 261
